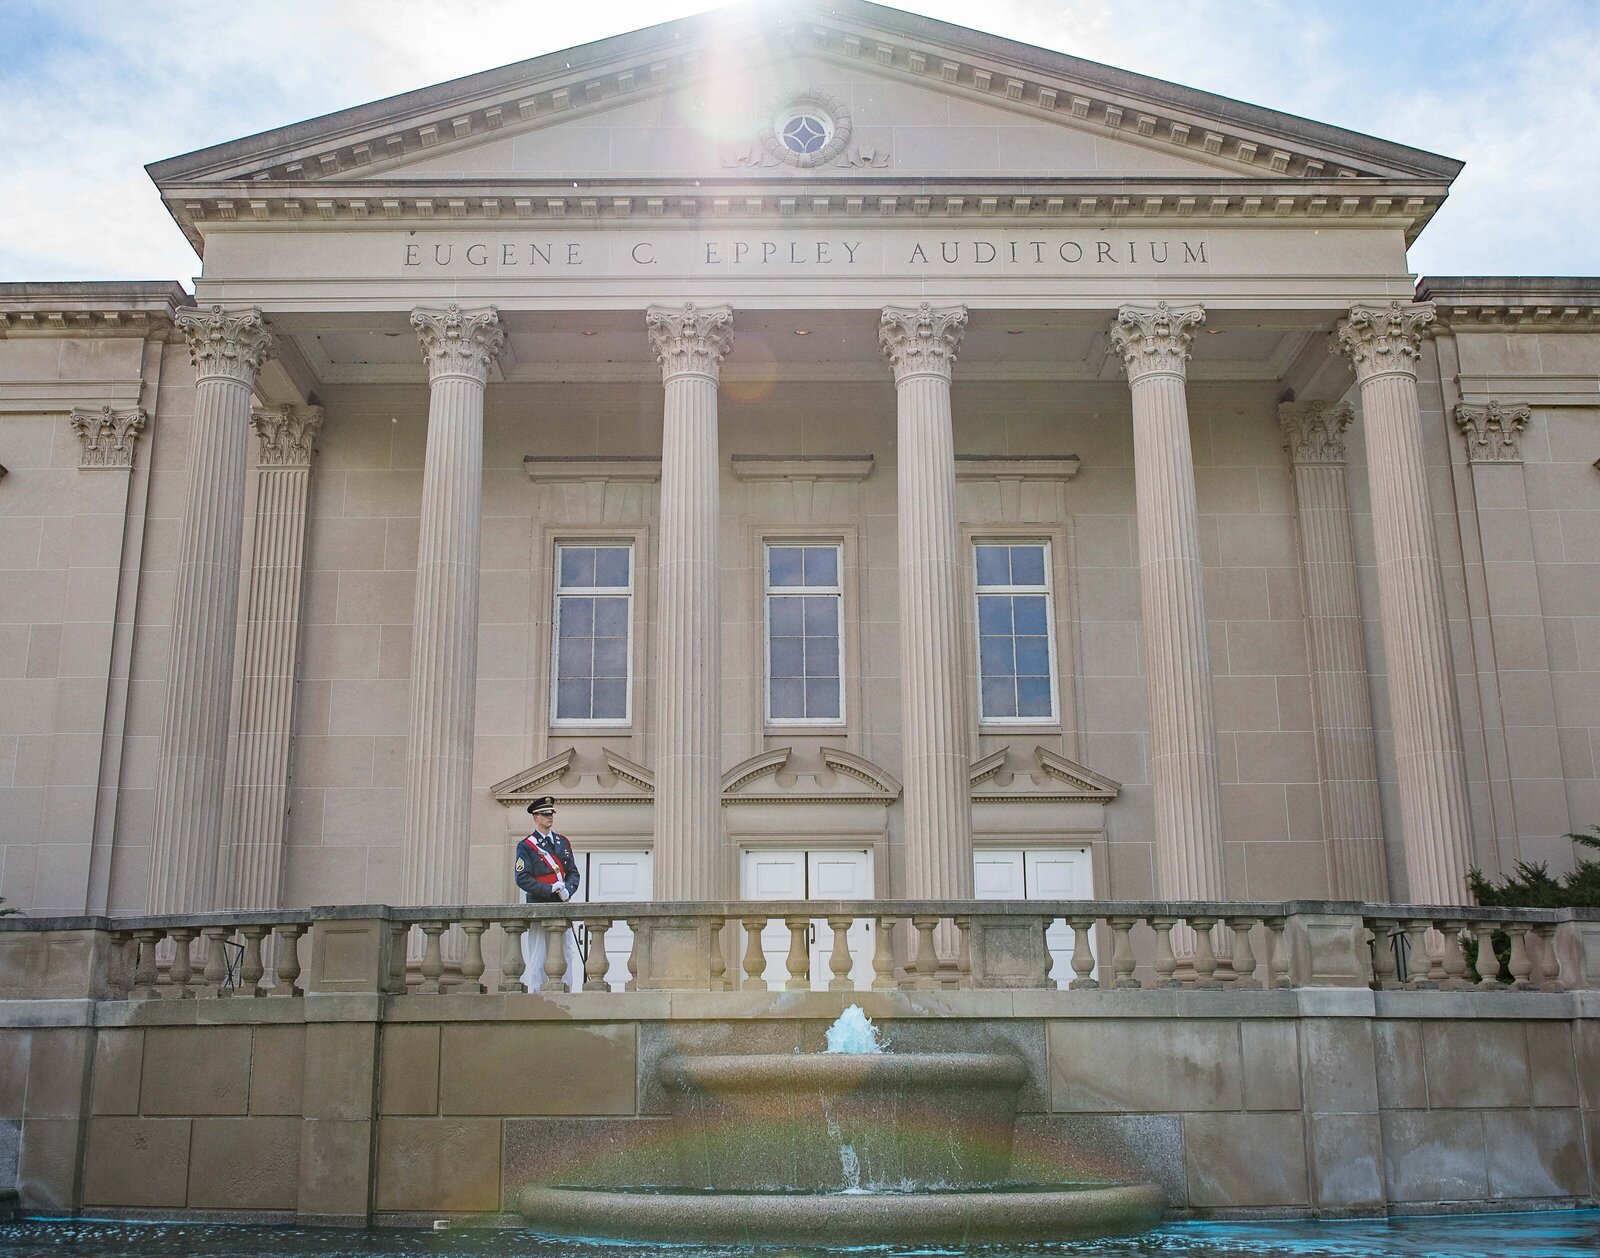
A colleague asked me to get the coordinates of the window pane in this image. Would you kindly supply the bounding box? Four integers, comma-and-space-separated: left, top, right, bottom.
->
593, 636, 628, 678
1009, 545, 1046, 587
768, 546, 804, 587
979, 635, 1015, 676
803, 546, 838, 587
981, 677, 1016, 718
977, 595, 1013, 635
558, 635, 592, 679
769, 595, 804, 635
559, 597, 594, 637
1015, 636, 1051, 677
593, 595, 628, 637
805, 637, 839, 679
770, 677, 805, 719
591, 679, 627, 720
556, 679, 591, 720
1017, 676, 1053, 717
806, 678, 841, 719
803, 594, 836, 636
1013, 594, 1048, 635
770, 636, 803, 678
593, 547, 630, 589
559, 547, 594, 589
975, 546, 1010, 588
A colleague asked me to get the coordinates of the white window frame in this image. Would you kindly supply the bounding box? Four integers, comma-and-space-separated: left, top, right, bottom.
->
973, 538, 1061, 727
763, 540, 846, 727
550, 541, 635, 728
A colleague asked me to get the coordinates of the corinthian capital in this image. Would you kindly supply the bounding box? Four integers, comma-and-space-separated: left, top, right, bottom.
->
410, 303, 505, 384
1454, 400, 1530, 464
1333, 301, 1436, 381
645, 303, 734, 381
251, 404, 324, 468
175, 305, 276, 385
878, 302, 968, 383
1278, 400, 1354, 465
1108, 301, 1205, 381
69, 405, 148, 469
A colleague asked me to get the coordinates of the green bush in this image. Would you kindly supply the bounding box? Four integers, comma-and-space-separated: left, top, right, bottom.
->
1466, 826, 1600, 909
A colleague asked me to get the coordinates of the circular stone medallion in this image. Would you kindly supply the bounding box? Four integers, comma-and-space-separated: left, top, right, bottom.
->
761, 90, 852, 167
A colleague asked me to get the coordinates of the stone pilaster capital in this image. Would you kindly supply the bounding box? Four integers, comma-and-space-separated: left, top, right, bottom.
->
410, 303, 505, 385
1108, 301, 1205, 381
878, 302, 968, 383
1278, 400, 1354, 464
69, 405, 148, 469
645, 302, 734, 382
174, 305, 276, 385
250, 404, 324, 468
1454, 399, 1531, 464
1333, 301, 1436, 381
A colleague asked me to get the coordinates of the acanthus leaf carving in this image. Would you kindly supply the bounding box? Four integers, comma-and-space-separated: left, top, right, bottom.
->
174, 304, 276, 385
1333, 300, 1436, 381
69, 405, 148, 468
1107, 301, 1205, 381
410, 303, 505, 385
879, 302, 968, 382
1454, 400, 1531, 464
250, 404, 324, 468
645, 302, 734, 381
1278, 400, 1354, 464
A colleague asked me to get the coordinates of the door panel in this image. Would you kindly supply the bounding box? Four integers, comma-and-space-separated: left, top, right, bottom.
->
807, 849, 874, 989
974, 846, 1093, 986
974, 849, 1025, 899
576, 849, 651, 989
740, 849, 806, 987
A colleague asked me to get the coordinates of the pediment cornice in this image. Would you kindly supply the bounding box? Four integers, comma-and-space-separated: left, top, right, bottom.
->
970, 745, 1122, 803
720, 745, 901, 805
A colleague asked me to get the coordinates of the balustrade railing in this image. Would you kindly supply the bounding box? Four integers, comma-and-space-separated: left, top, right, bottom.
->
2, 901, 1593, 1001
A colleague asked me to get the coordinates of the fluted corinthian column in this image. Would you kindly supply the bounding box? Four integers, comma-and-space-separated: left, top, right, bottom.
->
219, 406, 323, 910
1109, 303, 1227, 910
1279, 401, 1389, 901
402, 305, 503, 906
880, 303, 974, 900
150, 306, 275, 913
1335, 301, 1473, 904
646, 303, 733, 900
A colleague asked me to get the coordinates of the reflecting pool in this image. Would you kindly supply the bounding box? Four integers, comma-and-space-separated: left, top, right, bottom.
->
1, 1211, 1597, 1258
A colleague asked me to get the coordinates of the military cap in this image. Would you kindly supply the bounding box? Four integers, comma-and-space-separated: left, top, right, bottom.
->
526, 795, 557, 816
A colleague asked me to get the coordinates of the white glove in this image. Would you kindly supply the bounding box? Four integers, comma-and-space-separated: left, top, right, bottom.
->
555, 885, 570, 902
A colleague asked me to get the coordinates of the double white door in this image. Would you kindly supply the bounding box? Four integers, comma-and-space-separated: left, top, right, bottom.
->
739, 848, 875, 990
573, 849, 652, 989
973, 847, 1094, 985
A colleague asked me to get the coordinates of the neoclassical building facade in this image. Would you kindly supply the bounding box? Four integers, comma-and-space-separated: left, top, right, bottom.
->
1, 2, 1596, 941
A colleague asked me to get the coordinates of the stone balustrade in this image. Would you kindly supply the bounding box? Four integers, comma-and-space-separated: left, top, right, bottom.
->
3, 901, 1596, 1000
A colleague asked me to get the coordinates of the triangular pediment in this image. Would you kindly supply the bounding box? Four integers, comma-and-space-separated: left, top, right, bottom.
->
150, 1, 1459, 250
490, 747, 655, 807
721, 746, 901, 805
970, 745, 1121, 803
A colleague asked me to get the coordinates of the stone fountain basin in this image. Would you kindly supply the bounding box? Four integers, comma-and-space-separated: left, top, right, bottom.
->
659, 1051, 1031, 1192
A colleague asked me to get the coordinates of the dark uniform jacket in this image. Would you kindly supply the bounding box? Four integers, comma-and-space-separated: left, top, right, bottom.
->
515, 832, 580, 904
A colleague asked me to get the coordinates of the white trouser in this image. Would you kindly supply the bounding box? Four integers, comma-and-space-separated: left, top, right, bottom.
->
521, 919, 582, 992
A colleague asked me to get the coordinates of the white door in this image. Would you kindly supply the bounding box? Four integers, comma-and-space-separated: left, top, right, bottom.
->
740, 848, 807, 988
739, 848, 875, 990
575, 849, 651, 989
974, 847, 1094, 985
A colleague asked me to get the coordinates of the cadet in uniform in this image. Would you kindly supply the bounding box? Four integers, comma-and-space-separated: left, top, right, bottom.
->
514, 795, 582, 991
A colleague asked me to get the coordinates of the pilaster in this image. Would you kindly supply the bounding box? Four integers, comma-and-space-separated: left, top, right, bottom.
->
880, 302, 974, 900
646, 303, 733, 900
1279, 401, 1388, 900
149, 306, 275, 913
1334, 301, 1474, 903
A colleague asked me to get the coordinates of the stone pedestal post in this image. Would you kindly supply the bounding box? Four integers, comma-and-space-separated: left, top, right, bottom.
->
879, 303, 974, 900
1279, 401, 1389, 901
149, 306, 275, 914
646, 303, 733, 900
219, 405, 324, 909
1335, 302, 1474, 904
1109, 303, 1227, 910
401, 305, 504, 907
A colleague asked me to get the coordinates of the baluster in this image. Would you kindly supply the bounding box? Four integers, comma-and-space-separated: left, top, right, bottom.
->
1403, 921, 1436, 989
131, 928, 164, 999
1438, 920, 1471, 990
417, 922, 448, 994
1367, 919, 1398, 989
239, 925, 268, 997
1263, 916, 1290, 989
872, 916, 898, 990
457, 919, 487, 994
1191, 917, 1220, 989
500, 920, 527, 994
741, 917, 768, 990
1068, 916, 1098, 989
1425, 926, 1448, 984
105, 932, 131, 998
1533, 923, 1562, 991
1107, 917, 1139, 989
387, 923, 411, 995
708, 919, 727, 992
167, 927, 197, 999
1506, 923, 1535, 989
585, 918, 612, 992
1149, 916, 1180, 989
197, 925, 230, 998
1473, 922, 1502, 988
543, 920, 568, 993
910, 916, 940, 991
827, 915, 855, 992
953, 916, 974, 989
625, 918, 641, 992
1227, 918, 1261, 990
270, 924, 305, 997
784, 916, 810, 991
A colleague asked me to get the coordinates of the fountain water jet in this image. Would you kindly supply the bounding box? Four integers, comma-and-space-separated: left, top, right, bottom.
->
518, 1008, 1163, 1244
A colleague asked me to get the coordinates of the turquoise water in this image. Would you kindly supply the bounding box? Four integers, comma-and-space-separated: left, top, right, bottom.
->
2, 1212, 1599, 1257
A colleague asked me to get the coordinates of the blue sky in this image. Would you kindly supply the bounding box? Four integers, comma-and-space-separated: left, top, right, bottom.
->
2, 0, 1595, 284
